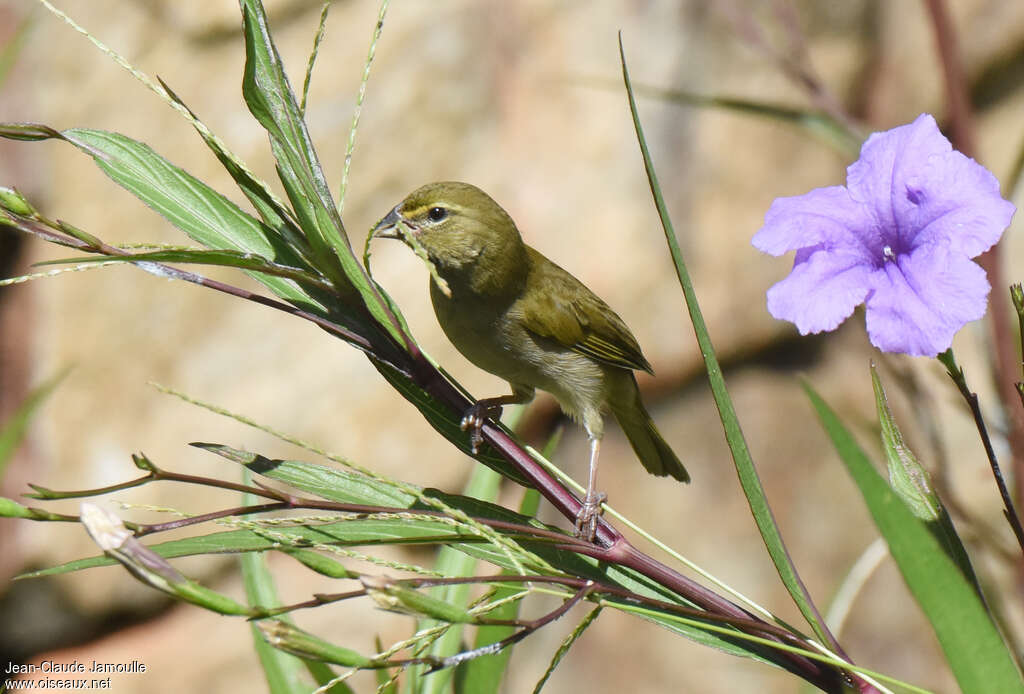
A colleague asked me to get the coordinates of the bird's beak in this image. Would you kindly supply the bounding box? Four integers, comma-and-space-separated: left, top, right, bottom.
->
371, 205, 404, 240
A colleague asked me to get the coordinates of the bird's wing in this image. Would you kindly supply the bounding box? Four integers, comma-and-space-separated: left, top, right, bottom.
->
518, 250, 653, 374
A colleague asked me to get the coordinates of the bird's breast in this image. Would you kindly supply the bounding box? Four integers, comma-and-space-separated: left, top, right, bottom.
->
430, 281, 524, 380
430, 281, 608, 431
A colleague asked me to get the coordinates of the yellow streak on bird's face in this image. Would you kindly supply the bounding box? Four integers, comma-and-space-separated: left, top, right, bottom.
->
387, 182, 530, 294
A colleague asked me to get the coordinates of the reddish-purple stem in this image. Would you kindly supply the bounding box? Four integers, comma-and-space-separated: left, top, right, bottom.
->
923, 0, 1024, 542
7, 210, 851, 691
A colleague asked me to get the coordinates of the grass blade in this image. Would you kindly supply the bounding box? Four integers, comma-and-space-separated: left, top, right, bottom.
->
618, 34, 837, 650
411, 464, 502, 694
0, 370, 67, 477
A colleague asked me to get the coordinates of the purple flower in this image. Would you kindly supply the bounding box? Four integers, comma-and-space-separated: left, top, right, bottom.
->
752, 113, 1015, 357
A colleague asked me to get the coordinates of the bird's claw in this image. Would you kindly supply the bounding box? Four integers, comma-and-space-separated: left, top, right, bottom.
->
460, 402, 501, 454
573, 492, 608, 542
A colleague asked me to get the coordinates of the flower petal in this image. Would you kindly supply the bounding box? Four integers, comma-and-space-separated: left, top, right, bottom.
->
765, 246, 872, 334
864, 244, 990, 357
752, 186, 873, 256
847, 113, 1014, 258
906, 148, 1015, 257
846, 114, 951, 241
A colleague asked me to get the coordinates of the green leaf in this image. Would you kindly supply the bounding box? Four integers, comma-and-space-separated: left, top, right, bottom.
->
0, 13, 33, 90
19, 509, 508, 579
0, 369, 67, 477
238, 0, 409, 347
0, 120, 404, 360
279, 548, 356, 579
238, 0, 348, 258
194, 444, 549, 566
240, 471, 341, 694
457, 478, 547, 694
59, 128, 320, 309
258, 621, 374, 669
362, 576, 474, 623
0, 185, 37, 216
871, 366, 980, 589
193, 442, 418, 508
2, 121, 411, 359
872, 367, 942, 522
625, 83, 862, 157
156, 76, 312, 259
413, 464, 501, 694
619, 36, 835, 650
38, 249, 331, 291
373, 359, 530, 486
806, 382, 1024, 694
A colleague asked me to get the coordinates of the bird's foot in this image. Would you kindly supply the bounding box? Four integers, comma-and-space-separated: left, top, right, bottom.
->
460, 401, 502, 454
573, 491, 608, 542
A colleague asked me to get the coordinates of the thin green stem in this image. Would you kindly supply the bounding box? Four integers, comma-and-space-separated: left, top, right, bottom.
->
300, 2, 331, 116
337, 0, 388, 213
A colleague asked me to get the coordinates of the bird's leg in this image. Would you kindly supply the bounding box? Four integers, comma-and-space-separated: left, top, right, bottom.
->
573, 436, 606, 542
461, 386, 533, 453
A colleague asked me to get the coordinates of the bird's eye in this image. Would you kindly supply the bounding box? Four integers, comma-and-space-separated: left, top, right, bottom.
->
427, 206, 448, 222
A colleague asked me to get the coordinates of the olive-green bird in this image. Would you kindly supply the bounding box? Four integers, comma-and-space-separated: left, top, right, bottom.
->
372, 182, 688, 539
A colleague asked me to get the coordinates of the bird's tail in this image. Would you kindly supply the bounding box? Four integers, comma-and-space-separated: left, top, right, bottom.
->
609, 376, 689, 483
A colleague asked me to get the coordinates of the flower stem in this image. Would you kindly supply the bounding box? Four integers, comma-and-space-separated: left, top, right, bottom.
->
924, 0, 1024, 529
938, 349, 1024, 555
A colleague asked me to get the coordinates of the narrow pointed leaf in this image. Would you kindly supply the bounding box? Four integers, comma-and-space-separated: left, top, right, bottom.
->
18, 518, 488, 580
38, 249, 331, 290
806, 383, 1024, 694
58, 127, 319, 309
619, 36, 836, 649
0, 369, 67, 476
238, 0, 408, 347
240, 476, 334, 694
156, 76, 311, 257
628, 83, 862, 157
414, 465, 499, 694
457, 471, 548, 694
871, 366, 980, 589
192, 442, 417, 508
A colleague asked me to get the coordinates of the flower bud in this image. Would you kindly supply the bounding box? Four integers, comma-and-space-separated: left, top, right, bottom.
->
361, 575, 473, 622
0, 186, 36, 217
257, 620, 374, 667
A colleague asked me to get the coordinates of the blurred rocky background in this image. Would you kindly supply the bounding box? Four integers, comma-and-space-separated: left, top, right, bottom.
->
2, 0, 1023, 692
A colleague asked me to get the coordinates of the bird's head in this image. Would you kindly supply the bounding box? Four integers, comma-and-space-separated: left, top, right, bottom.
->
371, 182, 527, 280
